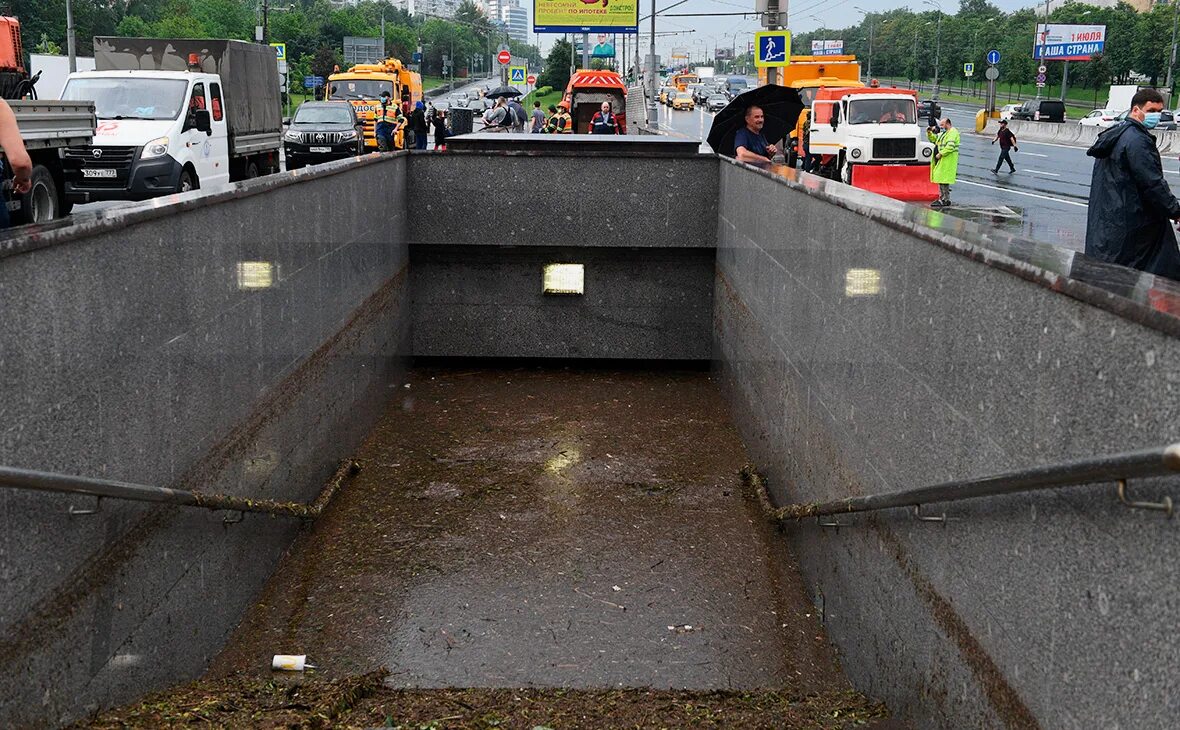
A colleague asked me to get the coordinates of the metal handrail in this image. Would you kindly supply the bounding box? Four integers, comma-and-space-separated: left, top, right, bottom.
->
751, 443, 1180, 521
0, 460, 361, 519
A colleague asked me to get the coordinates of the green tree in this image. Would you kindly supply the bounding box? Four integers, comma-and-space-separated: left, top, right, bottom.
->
538, 37, 572, 91
33, 33, 61, 55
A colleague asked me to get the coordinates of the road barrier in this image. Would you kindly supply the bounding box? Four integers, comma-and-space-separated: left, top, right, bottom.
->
981, 116, 1180, 153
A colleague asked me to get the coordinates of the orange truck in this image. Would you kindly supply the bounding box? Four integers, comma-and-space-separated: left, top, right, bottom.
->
805, 86, 937, 202
670, 72, 699, 92
327, 59, 423, 149
563, 70, 627, 134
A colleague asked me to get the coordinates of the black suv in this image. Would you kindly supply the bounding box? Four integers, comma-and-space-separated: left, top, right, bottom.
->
283, 102, 364, 170
1010, 99, 1066, 123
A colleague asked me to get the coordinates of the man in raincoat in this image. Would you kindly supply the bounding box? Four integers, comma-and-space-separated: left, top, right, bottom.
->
1085, 88, 1180, 279
927, 117, 960, 208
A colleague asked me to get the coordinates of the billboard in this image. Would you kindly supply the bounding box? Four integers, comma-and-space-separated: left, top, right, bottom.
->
344, 36, 385, 65
1033, 24, 1106, 61
575, 34, 618, 58
715, 47, 734, 61
810, 39, 844, 56
534, 0, 639, 33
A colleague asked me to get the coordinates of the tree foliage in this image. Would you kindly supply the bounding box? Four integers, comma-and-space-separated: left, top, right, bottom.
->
538, 37, 572, 92
792, 0, 1178, 91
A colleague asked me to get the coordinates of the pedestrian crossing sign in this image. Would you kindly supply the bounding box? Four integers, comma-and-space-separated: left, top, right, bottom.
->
754, 31, 791, 68
510, 66, 527, 83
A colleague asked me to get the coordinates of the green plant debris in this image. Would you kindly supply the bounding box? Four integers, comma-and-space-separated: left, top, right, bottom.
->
74, 670, 889, 729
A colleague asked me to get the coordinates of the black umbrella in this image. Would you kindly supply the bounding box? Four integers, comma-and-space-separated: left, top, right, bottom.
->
707, 85, 805, 158
486, 85, 523, 99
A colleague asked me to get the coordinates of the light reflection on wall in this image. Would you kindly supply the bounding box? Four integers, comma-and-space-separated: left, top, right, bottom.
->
844, 268, 882, 297
236, 261, 276, 290
543, 263, 585, 295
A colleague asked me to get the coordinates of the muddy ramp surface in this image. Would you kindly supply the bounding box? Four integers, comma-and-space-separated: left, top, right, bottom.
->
78, 367, 892, 728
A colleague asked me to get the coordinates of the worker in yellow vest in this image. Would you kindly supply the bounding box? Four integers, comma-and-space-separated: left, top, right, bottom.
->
376, 92, 397, 151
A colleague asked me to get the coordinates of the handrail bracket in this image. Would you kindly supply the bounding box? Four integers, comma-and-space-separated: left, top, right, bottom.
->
1117, 479, 1174, 518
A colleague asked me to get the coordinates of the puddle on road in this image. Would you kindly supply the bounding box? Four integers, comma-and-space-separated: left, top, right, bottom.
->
77, 366, 893, 728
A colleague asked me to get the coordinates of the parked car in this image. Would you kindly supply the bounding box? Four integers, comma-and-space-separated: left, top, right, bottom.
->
1079, 108, 1121, 128
672, 91, 695, 111
1010, 99, 1066, 122
999, 103, 1020, 121
706, 94, 729, 112
917, 99, 942, 123
283, 101, 363, 170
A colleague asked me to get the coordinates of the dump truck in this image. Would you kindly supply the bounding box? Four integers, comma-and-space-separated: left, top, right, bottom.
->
327, 59, 423, 150
807, 86, 937, 202
670, 71, 699, 91
759, 55, 863, 167
563, 70, 628, 134
60, 37, 282, 203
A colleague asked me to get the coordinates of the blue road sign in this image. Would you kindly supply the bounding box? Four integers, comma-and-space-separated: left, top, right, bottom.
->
303, 75, 324, 89
986, 49, 1000, 65
754, 30, 791, 69
413, 52, 422, 63
509, 66, 527, 83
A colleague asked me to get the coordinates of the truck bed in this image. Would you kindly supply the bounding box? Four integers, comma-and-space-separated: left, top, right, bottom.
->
10, 100, 95, 151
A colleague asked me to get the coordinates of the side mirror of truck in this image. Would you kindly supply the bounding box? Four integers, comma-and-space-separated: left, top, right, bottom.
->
830, 105, 840, 130
193, 109, 212, 134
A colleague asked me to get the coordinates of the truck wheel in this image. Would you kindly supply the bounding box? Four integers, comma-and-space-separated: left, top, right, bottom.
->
245, 160, 259, 179
178, 168, 198, 194
786, 149, 799, 168
16, 165, 60, 224
842, 161, 854, 185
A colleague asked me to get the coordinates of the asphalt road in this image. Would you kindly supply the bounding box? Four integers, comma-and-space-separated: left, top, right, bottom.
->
654, 98, 1180, 253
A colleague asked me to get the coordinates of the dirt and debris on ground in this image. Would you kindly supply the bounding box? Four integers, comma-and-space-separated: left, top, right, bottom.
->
76, 668, 892, 729
75, 366, 894, 728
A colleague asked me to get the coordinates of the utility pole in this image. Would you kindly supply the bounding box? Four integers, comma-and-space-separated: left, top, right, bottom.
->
924, 0, 942, 101
65, 0, 77, 72
856, 7, 873, 81
582, 32, 590, 69
646, 0, 657, 127
766, 0, 780, 86
1167, 0, 1179, 105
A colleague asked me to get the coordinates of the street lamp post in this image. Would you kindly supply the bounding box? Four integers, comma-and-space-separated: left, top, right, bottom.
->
924, 0, 942, 101
855, 7, 874, 81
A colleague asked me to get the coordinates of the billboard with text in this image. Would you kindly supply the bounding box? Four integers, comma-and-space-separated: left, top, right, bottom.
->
810, 39, 844, 56
534, 0, 638, 34
1033, 24, 1106, 61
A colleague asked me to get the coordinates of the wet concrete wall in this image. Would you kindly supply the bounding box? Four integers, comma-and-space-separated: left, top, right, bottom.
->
0, 156, 411, 727
406, 153, 717, 359
712, 159, 1180, 729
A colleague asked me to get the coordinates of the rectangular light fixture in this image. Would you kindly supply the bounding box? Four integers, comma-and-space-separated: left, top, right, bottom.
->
844, 268, 882, 297
543, 263, 584, 295
236, 261, 276, 290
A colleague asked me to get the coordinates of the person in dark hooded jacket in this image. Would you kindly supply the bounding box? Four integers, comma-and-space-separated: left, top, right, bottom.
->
1085, 88, 1180, 279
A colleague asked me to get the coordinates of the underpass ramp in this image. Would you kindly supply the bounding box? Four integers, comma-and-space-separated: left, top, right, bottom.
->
79, 367, 892, 727
851, 164, 939, 202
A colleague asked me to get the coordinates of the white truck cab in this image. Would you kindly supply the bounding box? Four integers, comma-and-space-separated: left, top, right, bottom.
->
63, 70, 229, 197
808, 92, 936, 184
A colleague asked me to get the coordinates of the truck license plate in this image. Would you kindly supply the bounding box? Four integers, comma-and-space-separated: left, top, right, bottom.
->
309, 146, 331, 153
82, 168, 117, 178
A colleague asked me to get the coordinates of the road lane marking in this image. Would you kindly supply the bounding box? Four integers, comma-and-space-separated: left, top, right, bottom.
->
958, 179, 1088, 207
1020, 152, 1049, 157
1024, 169, 1061, 176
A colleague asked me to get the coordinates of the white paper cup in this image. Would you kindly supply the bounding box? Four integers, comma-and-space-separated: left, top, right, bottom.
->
272, 654, 308, 671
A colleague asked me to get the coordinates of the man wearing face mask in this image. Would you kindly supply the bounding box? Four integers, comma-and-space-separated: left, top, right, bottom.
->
1086, 88, 1180, 279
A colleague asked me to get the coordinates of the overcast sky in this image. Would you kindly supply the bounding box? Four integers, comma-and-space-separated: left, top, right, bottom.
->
527, 0, 1044, 60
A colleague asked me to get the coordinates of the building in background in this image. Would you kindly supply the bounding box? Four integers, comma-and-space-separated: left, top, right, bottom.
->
500, 0, 529, 44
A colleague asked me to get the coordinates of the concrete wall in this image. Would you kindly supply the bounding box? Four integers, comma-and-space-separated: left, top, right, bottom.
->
0, 155, 411, 727
712, 158, 1180, 729
406, 153, 717, 359
982, 117, 1180, 152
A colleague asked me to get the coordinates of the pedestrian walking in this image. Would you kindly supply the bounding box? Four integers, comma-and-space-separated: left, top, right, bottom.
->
734, 105, 777, 165
375, 91, 396, 151
927, 117, 960, 208
589, 101, 622, 134
991, 119, 1018, 174
1085, 88, 1180, 278
410, 101, 429, 150
0, 99, 31, 229
508, 97, 527, 132
431, 108, 449, 151
530, 101, 546, 133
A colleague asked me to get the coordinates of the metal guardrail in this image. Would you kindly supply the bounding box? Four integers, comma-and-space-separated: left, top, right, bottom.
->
745, 443, 1180, 523
0, 460, 360, 519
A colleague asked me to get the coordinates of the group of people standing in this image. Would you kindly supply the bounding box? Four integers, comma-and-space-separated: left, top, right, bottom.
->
375, 92, 449, 152
482, 97, 622, 135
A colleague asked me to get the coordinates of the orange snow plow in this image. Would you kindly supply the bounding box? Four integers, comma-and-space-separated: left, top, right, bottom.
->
849, 164, 938, 202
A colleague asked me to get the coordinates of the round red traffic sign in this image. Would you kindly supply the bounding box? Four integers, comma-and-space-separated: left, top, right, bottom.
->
498, 50, 511, 65
527, 74, 537, 84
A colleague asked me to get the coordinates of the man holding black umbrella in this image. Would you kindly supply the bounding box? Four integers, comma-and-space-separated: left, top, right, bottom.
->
735, 106, 778, 165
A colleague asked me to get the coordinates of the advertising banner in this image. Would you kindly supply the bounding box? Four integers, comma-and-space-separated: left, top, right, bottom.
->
575, 34, 618, 58
534, 0, 639, 33
1033, 24, 1106, 61
715, 47, 734, 61
810, 39, 844, 56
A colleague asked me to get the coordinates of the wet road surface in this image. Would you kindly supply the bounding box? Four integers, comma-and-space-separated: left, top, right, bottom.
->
210, 366, 850, 694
